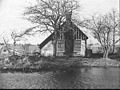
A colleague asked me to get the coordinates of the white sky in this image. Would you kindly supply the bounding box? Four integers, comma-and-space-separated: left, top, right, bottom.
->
0, 0, 119, 45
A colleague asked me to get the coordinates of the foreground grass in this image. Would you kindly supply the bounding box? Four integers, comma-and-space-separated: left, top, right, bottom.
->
0, 72, 55, 89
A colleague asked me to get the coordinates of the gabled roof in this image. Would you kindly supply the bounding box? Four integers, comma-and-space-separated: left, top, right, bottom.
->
61, 21, 88, 39
71, 22, 88, 39
39, 33, 54, 49
39, 21, 88, 49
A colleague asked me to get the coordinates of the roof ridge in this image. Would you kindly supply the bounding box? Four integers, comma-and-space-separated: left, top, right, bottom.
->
38, 33, 54, 49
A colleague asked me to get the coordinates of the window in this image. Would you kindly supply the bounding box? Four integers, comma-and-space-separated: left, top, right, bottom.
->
59, 33, 64, 40
74, 40, 81, 52
82, 34, 86, 40
74, 29, 81, 40
57, 40, 65, 52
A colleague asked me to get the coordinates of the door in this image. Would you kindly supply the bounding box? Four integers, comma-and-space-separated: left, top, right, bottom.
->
64, 30, 74, 56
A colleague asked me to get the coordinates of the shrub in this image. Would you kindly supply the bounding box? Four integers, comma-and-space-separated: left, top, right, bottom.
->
8, 55, 21, 65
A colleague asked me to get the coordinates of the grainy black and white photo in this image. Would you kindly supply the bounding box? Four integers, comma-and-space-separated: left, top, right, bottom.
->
0, 0, 119, 89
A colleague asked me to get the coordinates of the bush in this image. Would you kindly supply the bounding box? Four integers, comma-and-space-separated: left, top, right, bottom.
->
28, 55, 41, 64
86, 49, 92, 58
8, 55, 21, 65
0, 54, 56, 70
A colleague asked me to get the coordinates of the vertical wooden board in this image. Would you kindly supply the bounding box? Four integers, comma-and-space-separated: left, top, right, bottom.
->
73, 40, 81, 56
80, 40, 85, 56
57, 40, 65, 52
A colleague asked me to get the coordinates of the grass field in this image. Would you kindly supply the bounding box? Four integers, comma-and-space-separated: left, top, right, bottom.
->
0, 72, 54, 89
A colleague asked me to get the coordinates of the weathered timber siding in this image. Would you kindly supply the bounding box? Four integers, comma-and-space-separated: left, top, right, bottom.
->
73, 40, 85, 56
56, 40, 65, 56
41, 41, 54, 56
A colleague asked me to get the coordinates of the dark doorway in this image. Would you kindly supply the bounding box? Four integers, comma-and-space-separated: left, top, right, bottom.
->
64, 30, 74, 56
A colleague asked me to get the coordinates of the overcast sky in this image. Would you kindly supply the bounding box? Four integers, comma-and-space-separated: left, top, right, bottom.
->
0, 0, 119, 44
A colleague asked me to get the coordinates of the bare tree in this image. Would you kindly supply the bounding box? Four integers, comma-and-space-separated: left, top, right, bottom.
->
108, 9, 119, 53
11, 30, 29, 55
85, 11, 119, 58
11, 31, 21, 55
3, 37, 11, 54
23, 0, 80, 57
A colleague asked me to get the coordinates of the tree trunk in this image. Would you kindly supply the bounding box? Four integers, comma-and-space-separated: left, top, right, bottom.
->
103, 47, 109, 58
53, 31, 57, 57
103, 50, 109, 58
53, 40, 57, 57
112, 10, 116, 54
112, 30, 115, 54
13, 41, 16, 56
